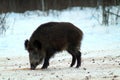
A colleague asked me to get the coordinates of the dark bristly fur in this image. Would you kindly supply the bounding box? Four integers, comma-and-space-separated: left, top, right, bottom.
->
24, 22, 83, 70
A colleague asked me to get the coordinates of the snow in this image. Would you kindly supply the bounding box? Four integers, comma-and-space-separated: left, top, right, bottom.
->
0, 7, 120, 80
0, 7, 120, 57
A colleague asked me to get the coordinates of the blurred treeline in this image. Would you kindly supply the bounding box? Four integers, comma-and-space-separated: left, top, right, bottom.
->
0, 0, 120, 13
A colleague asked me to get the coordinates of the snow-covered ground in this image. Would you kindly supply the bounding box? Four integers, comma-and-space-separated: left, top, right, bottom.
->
0, 7, 120, 80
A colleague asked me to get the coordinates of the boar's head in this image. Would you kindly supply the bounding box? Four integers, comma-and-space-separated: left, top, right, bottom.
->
24, 39, 45, 70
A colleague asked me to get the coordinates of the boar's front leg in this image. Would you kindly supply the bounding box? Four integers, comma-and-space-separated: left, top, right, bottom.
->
41, 56, 50, 69
41, 48, 56, 69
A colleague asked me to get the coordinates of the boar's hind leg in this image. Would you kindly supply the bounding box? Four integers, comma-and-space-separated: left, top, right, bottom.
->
76, 51, 81, 68
67, 48, 81, 68
67, 50, 76, 67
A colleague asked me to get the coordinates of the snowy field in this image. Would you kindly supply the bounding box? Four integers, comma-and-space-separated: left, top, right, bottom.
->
0, 7, 120, 80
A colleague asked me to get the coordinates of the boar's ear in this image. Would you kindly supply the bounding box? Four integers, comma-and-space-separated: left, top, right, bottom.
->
24, 39, 29, 50
33, 40, 42, 49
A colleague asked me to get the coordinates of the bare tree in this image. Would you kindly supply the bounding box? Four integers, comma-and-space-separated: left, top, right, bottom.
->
41, 0, 45, 11
0, 13, 9, 35
101, 0, 120, 25
101, 0, 109, 25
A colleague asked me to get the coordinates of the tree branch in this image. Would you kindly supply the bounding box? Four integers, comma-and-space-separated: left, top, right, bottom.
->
105, 11, 120, 17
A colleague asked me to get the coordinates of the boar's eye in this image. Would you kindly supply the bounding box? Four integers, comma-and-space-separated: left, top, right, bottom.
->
28, 47, 39, 55
33, 40, 42, 49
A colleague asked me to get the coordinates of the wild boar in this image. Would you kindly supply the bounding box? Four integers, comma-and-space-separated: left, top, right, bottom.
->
24, 22, 83, 70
